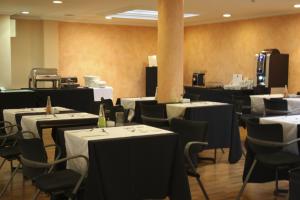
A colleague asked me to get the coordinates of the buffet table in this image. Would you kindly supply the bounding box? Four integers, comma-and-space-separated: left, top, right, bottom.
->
64, 125, 191, 200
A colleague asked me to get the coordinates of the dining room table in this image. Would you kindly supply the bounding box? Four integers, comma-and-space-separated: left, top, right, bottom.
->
62, 124, 191, 200
120, 97, 157, 123
243, 115, 300, 183
20, 112, 99, 138
166, 101, 242, 163
250, 94, 300, 115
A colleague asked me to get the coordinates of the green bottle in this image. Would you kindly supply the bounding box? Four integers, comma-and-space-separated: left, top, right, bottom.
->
98, 104, 106, 128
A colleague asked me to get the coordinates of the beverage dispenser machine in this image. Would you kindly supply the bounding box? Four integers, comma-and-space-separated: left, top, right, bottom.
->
256, 49, 289, 88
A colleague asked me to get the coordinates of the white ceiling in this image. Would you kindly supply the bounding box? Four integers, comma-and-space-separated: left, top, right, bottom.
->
1, 0, 300, 26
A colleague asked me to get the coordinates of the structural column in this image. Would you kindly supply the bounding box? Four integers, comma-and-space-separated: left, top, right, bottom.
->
157, 0, 184, 103
0, 15, 12, 88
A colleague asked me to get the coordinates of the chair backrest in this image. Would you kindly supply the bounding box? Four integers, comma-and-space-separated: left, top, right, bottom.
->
183, 93, 201, 102
140, 104, 169, 128
134, 100, 157, 123
246, 118, 283, 154
141, 103, 167, 118
170, 118, 208, 154
263, 98, 288, 116
232, 95, 251, 113
18, 136, 48, 179
100, 98, 114, 116
110, 105, 125, 121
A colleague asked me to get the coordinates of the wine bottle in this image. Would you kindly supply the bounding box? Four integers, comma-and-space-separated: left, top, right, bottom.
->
98, 104, 106, 128
46, 96, 52, 114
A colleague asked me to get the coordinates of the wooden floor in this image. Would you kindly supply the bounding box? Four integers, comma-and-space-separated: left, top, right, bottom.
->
0, 128, 289, 200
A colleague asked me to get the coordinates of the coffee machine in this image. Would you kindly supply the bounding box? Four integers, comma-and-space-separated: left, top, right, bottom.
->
192, 72, 205, 86
256, 49, 289, 88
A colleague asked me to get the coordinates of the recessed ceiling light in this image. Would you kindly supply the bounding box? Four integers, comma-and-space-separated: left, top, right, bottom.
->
223, 13, 232, 18
105, 16, 113, 20
106, 10, 199, 20
294, 4, 300, 8
53, 0, 63, 4
21, 11, 30, 15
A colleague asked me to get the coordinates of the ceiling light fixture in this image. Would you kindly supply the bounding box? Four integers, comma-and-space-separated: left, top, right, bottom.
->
294, 4, 300, 8
21, 11, 30, 15
105, 9, 199, 21
223, 13, 232, 18
53, 0, 63, 4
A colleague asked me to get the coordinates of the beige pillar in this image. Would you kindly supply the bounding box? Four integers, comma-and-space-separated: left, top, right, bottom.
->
0, 15, 12, 88
157, 0, 184, 103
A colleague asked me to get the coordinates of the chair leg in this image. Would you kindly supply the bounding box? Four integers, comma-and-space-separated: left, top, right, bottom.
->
221, 148, 225, 154
196, 176, 209, 200
214, 149, 217, 163
274, 168, 288, 196
0, 162, 20, 198
0, 159, 6, 170
236, 159, 257, 200
32, 189, 40, 200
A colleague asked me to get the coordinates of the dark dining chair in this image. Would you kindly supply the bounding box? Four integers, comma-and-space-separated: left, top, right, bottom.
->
183, 93, 201, 102
170, 118, 209, 200
232, 95, 251, 128
0, 121, 21, 198
140, 103, 169, 129
18, 131, 88, 200
263, 98, 289, 116
289, 167, 300, 200
236, 119, 300, 200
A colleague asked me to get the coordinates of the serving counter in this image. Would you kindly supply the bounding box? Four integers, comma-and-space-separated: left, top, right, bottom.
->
184, 86, 269, 104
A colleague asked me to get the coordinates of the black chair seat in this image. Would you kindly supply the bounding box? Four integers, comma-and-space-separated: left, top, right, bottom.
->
0, 146, 20, 160
35, 169, 82, 193
256, 152, 300, 166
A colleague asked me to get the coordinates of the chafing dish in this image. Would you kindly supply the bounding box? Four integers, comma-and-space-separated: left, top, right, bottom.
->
28, 68, 61, 88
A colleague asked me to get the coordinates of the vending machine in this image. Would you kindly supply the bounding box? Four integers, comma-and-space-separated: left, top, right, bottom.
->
256, 49, 289, 88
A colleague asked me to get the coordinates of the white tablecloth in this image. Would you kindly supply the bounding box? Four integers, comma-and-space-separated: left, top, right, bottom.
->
3, 107, 71, 133
64, 125, 173, 174
260, 115, 300, 155
285, 98, 300, 114
250, 94, 284, 114
166, 101, 228, 119
21, 113, 98, 137
250, 94, 300, 115
93, 87, 113, 101
120, 97, 155, 110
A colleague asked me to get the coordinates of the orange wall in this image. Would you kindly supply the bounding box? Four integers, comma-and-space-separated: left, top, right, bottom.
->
184, 14, 300, 93
58, 13, 300, 99
58, 22, 157, 99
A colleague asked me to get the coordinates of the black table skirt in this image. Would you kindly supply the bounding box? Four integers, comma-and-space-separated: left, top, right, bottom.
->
55, 127, 191, 200
184, 104, 242, 163
85, 133, 191, 200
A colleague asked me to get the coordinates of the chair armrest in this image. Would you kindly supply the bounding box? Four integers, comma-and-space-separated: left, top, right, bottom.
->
247, 136, 300, 147
184, 142, 208, 173
0, 124, 20, 134
20, 154, 89, 171
265, 108, 290, 115
0, 131, 19, 139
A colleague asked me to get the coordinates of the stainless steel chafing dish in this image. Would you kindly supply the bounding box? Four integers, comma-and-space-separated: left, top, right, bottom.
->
28, 68, 61, 88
